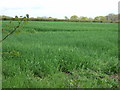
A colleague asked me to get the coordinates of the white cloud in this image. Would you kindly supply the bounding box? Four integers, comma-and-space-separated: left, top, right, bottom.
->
0, 0, 119, 18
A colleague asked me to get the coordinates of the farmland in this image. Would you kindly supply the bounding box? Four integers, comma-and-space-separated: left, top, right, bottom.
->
2, 21, 118, 88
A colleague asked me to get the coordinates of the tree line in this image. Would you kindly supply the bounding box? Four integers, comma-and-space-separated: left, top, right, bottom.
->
1, 13, 119, 23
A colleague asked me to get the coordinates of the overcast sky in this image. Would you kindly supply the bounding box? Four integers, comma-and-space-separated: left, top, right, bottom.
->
0, 0, 119, 19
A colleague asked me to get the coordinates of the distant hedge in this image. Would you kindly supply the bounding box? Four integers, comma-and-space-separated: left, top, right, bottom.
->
1, 15, 119, 23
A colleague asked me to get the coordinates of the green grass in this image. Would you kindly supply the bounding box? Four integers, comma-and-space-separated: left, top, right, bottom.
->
2, 21, 118, 88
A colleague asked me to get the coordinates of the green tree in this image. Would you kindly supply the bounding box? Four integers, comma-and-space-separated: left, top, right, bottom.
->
94, 16, 106, 22
64, 16, 69, 20
94, 16, 100, 21
70, 15, 79, 21
79, 16, 88, 21
26, 14, 29, 18
15, 15, 18, 19
88, 17, 93, 22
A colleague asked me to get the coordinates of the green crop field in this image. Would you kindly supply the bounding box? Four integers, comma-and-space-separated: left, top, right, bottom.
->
2, 21, 118, 88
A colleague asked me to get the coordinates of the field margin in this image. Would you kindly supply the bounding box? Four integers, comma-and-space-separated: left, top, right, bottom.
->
118, 1, 120, 88
0, 15, 2, 89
